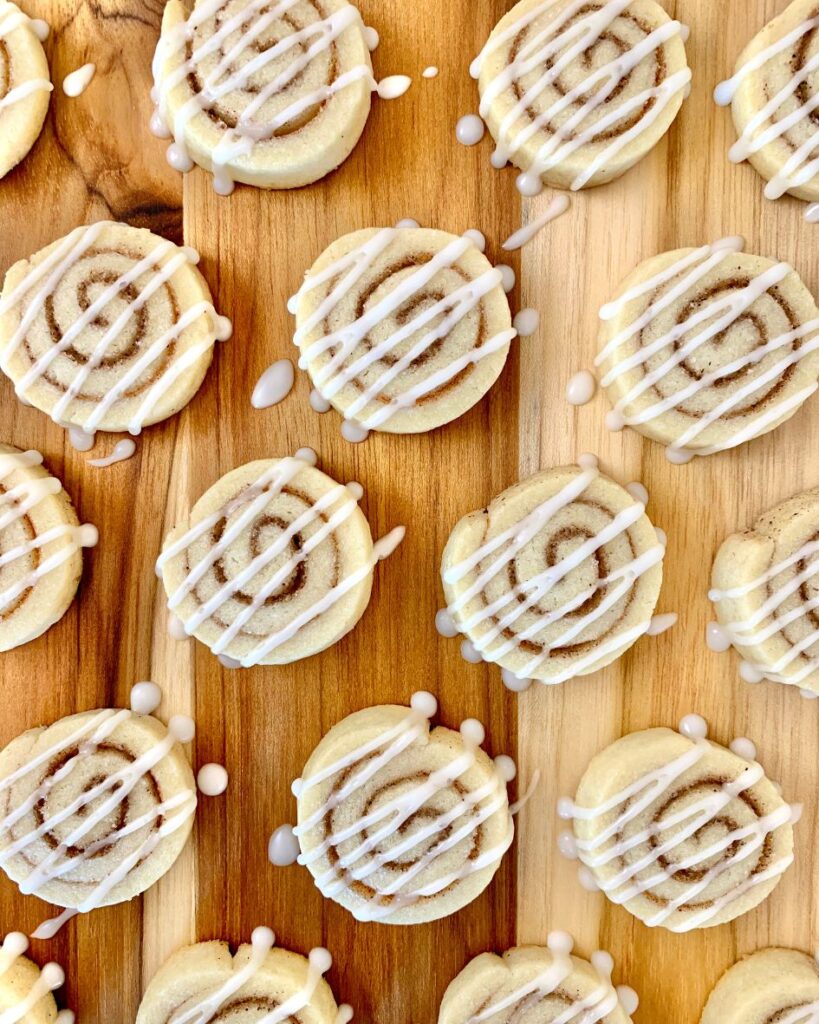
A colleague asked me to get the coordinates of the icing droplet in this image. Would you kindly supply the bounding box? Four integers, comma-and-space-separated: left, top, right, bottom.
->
460, 718, 486, 746
513, 308, 540, 337
806, 204, 819, 224
455, 114, 485, 146
647, 613, 677, 636
655, 527, 668, 547
340, 420, 369, 443
346, 481, 364, 501
435, 609, 459, 638
617, 985, 640, 1015
410, 690, 438, 718
88, 439, 137, 467
729, 737, 757, 761
168, 613, 189, 641
800, 687, 819, 700
516, 171, 544, 197
605, 409, 625, 432
422, 66, 438, 78
67, 425, 95, 452
309, 389, 331, 413
547, 931, 574, 955
395, 218, 420, 229
501, 667, 533, 692
30, 18, 49, 41
494, 754, 517, 782
460, 638, 483, 664
626, 482, 648, 506
577, 453, 599, 471
218, 654, 242, 670
376, 75, 411, 99
363, 26, 379, 51
558, 831, 578, 859
496, 264, 516, 293
197, 763, 229, 796
591, 951, 614, 976
130, 681, 162, 716
251, 359, 295, 409
62, 63, 96, 97
1, 932, 29, 958
309, 947, 333, 973
666, 447, 695, 465
679, 714, 708, 740
706, 622, 732, 653
566, 370, 596, 406
556, 796, 575, 821
578, 865, 600, 891
294, 447, 318, 466
462, 229, 486, 253
251, 926, 276, 950
169, 714, 196, 744
739, 661, 765, 684
502, 195, 570, 251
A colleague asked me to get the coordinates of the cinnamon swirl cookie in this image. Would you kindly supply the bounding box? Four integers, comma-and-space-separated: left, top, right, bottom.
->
0, 932, 72, 1024
440, 458, 665, 689
597, 237, 819, 461
284, 692, 515, 924
700, 948, 819, 1024
0, 221, 231, 439
438, 933, 637, 1024
471, 0, 691, 194
292, 228, 515, 438
0, 704, 197, 936
710, 486, 819, 695
0, 444, 97, 652
558, 717, 798, 932
0, 1, 51, 180
152, 0, 375, 194
137, 928, 351, 1024
158, 450, 403, 666
715, 0, 819, 217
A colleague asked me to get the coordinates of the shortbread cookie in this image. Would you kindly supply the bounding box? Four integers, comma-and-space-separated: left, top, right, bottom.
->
710, 486, 819, 694
158, 450, 403, 667
0, 221, 231, 436
152, 0, 374, 194
0, 1, 51, 180
700, 948, 819, 1024
472, 0, 691, 194
0, 932, 69, 1024
292, 228, 515, 437
439, 933, 637, 1024
597, 236, 819, 461
290, 692, 515, 924
0, 445, 96, 652
440, 458, 664, 687
0, 706, 197, 928
716, 0, 819, 207
137, 928, 350, 1024
559, 717, 797, 932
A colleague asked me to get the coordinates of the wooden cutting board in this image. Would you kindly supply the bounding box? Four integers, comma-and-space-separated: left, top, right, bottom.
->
0, 2, 817, 1022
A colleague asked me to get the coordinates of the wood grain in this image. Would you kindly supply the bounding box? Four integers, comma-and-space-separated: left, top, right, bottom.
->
0, 2, 816, 1023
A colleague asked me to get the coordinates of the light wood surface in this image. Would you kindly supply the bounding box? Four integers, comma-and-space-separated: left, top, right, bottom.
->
0, 2, 817, 1024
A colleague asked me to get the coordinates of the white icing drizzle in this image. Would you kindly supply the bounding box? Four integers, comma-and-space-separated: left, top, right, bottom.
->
285, 692, 515, 922
442, 459, 665, 684
88, 438, 137, 467
715, 14, 819, 210
196, 763, 229, 796
0, 933, 71, 1024
0, 706, 197, 938
251, 358, 295, 409
156, 450, 403, 667
566, 369, 597, 406
559, 717, 799, 932
0, 222, 232, 435
422, 66, 439, 79
0, 4, 52, 110
62, 63, 96, 98
151, 0, 408, 195
709, 538, 819, 685
596, 236, 819, 459
291, 228, 517, 434
470, 1, 691, 194
0, 449, 97, 615
463, 931, 636, 1024
501, 195, 570, 251
455, 114, 486, 146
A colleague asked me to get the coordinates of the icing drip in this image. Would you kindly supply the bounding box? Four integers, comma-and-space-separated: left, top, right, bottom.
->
597, 236, 819, 458
496, 264, 516, 293
156, 450, 403, 667
709, 539, 819, 686
0, 706, 197, 938
251, 358, 295, 409
422, 66, 439, 79
807, 204, 819, 223
268, 824, 300, 866
286, 692, 515, 922
88, 439, 137, 467
566, 369, 596, 406
0, 449, 97, 616
395, 218, 420, 229
0, 933, 70, 1024
196, 763, 229, 796
442, 459, 665, 684
309, 388, 331, 412
501, 195, 570, 251
463, 931, 635, 1024
559, 719, 799, 932
376, 75, 411, 99
130, 681, 162, 716
470, 0, 691, 193
455, 114, 486, 146
67, 426, 95, 452
647, 612, 677, 636
512, 308, 539, 337
0, 222, 232, 435
62, 63, 95, 97
291, 228, 517, 433
715, 15, 819, 210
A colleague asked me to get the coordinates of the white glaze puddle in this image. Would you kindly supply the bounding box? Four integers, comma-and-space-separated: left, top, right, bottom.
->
0, 932, 72, 1024
197, 763, 229, 796
62, 63, 95, 97
130, 681, 162, 716
88, 439, 137, 467
251, 358, 295, 409
502, 195, 570, 251
566, 369, 596, 406
455, 114, 486, 146
268, 825, 300, 866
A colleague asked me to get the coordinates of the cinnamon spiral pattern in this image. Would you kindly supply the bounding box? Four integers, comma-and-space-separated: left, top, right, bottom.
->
438, 934, 637, 1024
292, 228, 516, 438
158, 450, 403, 667
137, 928, 352, 1024
710, 486, 819, 695
152, 0, 375, 194
0, 0, 51, 181
440, 459, 665, 689
558, 720, 798, 932
596, 237, 819, 461
289, 693, 515, 925
715, 0, 819, 218
0, 221, 231, 437
471, 0, 691, 194
0, 706, 197, 936
700, 948, 819, 1024
0, 444, 97, 653
0, 932, 73, 1024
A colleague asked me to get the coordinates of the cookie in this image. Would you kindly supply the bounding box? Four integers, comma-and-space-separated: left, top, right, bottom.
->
700, 948, 819, 1024
0, 932, 71, 1024
0, 0, 51, 180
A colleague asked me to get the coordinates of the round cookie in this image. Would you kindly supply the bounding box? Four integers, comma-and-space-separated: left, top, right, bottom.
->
152, 0, 375, 193
0, 932, 67, 1024
292, 693, 515, 925
710, 486, 819, 694
700, 948, 819, 1024
472, 0, 691, 193
0, 444, 96, 652
0, 1, 51, 180
597, 237, 819, 459
441, 459, 664, 687
0, 221, 231, 436
559, 719, 797, 932
292, 227, 515, 437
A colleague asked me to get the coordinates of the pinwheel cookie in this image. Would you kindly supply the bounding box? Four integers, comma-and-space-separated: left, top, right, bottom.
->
0, 932, 72, 1024
700, 948, 819, 1024
0, 0, 51, 180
